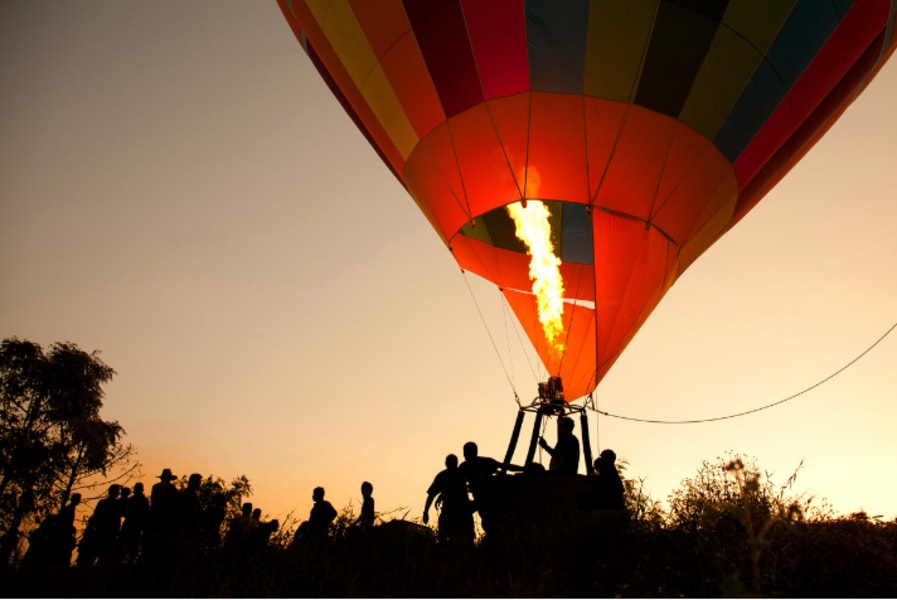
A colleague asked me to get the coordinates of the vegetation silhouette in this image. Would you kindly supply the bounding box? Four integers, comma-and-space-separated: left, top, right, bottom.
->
4, 453, 896, 597
3, 338, 896, 596
0, 338, 136, 564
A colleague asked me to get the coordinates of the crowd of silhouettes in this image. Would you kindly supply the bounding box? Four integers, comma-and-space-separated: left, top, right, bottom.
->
20, 430, 626, 570
21, 468, 284, 571
223, 501, 279, 552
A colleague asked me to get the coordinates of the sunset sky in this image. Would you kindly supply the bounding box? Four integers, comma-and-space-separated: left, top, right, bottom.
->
2, 1, 895, 527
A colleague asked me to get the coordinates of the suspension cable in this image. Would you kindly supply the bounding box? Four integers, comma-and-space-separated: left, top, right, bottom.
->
596, 320, 896, 425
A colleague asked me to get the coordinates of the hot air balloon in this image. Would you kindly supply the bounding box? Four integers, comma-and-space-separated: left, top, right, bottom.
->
277, 1, 896, 470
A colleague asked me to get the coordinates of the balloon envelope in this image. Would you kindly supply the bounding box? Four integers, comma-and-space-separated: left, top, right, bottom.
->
278, 0, 896, 402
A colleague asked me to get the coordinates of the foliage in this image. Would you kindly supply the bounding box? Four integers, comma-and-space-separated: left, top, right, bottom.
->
0, 337, 127, 564
616, 458, 666, 531
664, 452, 839, 595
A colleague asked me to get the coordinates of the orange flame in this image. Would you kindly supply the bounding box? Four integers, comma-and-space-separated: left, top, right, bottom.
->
506, 200, 566, 356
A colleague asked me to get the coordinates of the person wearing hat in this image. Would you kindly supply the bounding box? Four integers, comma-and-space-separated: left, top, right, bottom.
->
143, 467, 180, 563
151, 468, 178, 504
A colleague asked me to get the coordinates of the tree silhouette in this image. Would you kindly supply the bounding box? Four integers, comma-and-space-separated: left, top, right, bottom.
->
0, 337, 127, 564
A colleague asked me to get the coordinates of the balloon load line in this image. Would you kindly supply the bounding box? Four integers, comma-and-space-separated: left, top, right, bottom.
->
595, 320, 897, 425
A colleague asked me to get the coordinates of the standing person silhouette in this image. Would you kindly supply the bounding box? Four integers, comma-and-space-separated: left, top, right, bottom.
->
593, 449, 625, 510
24, 493, 81, 569
458, 441, 522, 537
78, 484, 122, 566
293, 486, 337, 548
424, 454, 473, 548
539, 416, 581, 475
225, 502, 254, 548
178, 473, 203, 557
117, 482, 149, 564
144, 468, 179, 565
52, 492, 81, 567
356, 481, 375, 528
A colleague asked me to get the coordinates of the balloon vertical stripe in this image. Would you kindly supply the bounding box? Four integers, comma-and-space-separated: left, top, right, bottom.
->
583, 0, 657, 103
404, 0, 483, 119
462, 0, 530, 99
635, 0, 729, 118
524, 0, 591, 95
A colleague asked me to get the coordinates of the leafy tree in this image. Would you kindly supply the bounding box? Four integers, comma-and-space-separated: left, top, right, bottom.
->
0, 337, 127, 563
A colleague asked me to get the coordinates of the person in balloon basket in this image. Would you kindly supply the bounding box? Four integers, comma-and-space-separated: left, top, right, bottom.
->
538, 415, 581, 475
423, 454, 474, 548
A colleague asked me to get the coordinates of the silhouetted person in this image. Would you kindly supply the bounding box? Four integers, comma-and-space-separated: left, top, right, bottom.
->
24, 493, 81, 569
78, 484, 122, 567
539, 416, 580, 475
145, 468, 179, 564
247, 508, 278, 549
356, 481, 375, 528
249, 508, 262, 538
150, 468, 180, 526
307, 487, 337, 538
424, 454, 473, 548
225, 502, 254, 548
459, 441, 522, 536
177, 473, 203, 556
53, 492, 81, 566
117, 486, 131, 510
293, 487, 337, 549
199, 481, 228, 550
24, 515, 56, 570
116, 482, 149, 564
256, 517, 279, 547
584, 449, 625, 510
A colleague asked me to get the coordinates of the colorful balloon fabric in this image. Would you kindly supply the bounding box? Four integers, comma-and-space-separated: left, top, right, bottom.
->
279, 0, 896, 402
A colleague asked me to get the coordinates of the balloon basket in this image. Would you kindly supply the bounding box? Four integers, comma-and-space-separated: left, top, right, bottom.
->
502, 377, 595, 476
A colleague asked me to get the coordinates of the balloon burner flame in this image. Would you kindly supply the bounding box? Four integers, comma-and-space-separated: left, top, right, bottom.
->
506, 200, 566, 357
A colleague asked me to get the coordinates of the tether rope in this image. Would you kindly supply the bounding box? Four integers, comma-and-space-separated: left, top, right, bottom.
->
595, 320, 897, 424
